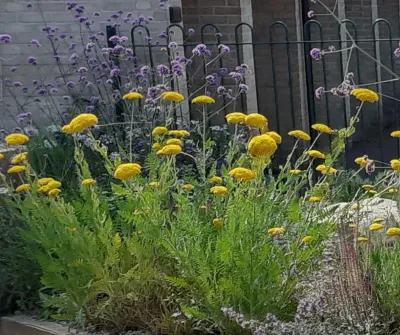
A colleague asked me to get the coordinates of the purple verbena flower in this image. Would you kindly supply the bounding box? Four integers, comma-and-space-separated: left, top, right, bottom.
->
205, 74, 219, 86
159, 31, 168, 39
13, 82, 22, 87
315, 86, 325, 99
218, 44, 230, 53
308, 10, 315, 18
66, 81, 76, 88
110, 68, 121, 77
192, 44, 208, 56
30, 39, 40, 47
78, 67, 88, 74
394, 47, 400, 58
28, 56, 37, 65
217, 86, 227, 95
0, 34, 11, 43
239, 83, 249, 94
85, 105, 95, 112
310, 48, 323, 60
157, 64, 169, 76
54, 55, 61, 61
188, 28, 195, 35
10, 67, 17, 72
168, 41, 178, 48
220, 68, 228, 76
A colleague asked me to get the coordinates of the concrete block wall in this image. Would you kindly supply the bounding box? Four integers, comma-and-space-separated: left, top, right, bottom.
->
0, 0, 176, 131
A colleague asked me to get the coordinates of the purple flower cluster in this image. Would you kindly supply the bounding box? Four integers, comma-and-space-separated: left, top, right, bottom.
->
218, 44, 230, 53
0, 34, 12, 43
157, 64, 170, 76
239, 83, 249, 94
394, 47, 400, 58
171, 60, 184, 76
205, 73, 219, 86
28, 56, 37, 66
192, 44, 211, 57
310, 48, 323, 60
315, 87, 325, 99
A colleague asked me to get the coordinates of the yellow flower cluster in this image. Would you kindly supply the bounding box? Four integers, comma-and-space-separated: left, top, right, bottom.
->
213, 218, 223, 229
5, 133, 30, 146
316, 164, 337, 175
248, 134, 278, 158
290, 169, 302, 175
114, 163, 142, 181
266, 131, 282, 144
288, 130, 311, 141
355, 156, 372, 168
226, 112, 246, 124
362, 184, 374, 191
311, 123, 334, 135
391, 130, 400, 137
308, 196, 323, 203
16, 184, 31, 193
183, 184, 195, 191
162, 91, 185, 102
245, 113, 268, 132
157, 144, 182, 155
391, 159, 400, 171
0, 153, 4, 160
369, 223, 384, 231
351, 88, 379, 103
152, 127, 168, 136
387, 227, 400, 236
268, 227, 285, 236
209, 176, 223, 184
167, 139, 182, 146
123, 92, 144, 100
229, 168, 256, 182
169, 130, 190, 137
37, 178, 62, 196
62, 113, 98, 134
11, 152, 28, 165
192, 95, 215, 104
210, 186, 228, 195
149, 181, 161, 188
302, 236, 313, 243
306, 150, 326, 159
7, 165, 26, 174
82, 178, 96, 186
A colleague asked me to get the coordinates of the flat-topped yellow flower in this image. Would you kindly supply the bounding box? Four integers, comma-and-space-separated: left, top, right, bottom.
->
37, 177, 55, 186
48, 189, 62, 197
370, 223, 384, 231
168, 130, 189, 138
123, 92, 143, 100
183, 184, 195, 191
351, 88, 379, 103
290, 169, 302, 175
349, 224, 357, 228
63, 113, 98, 133
162, 91, 184, 102
266, 131, 282, 144
358, 237, 369, 242
152, 126, 168, 136
213, 218, 223, 229
152, 143, 163, 150
5, 133, 29, 146
210, 186, 228, 195
8, 165, 26, 174
11, 152, 28, 165
16, 184, 31, 193
389, 188, 398, 194
245, 113, 268, 131
391, 159, 400, 171
351, 204, 364, 210
368, 190, 377, 195
248, 134, 278, 158
47, 181, 62, 190
82, 178, 96, 186
387, 227, 400, 236
209, 176, 223, 184
268, 227, 285, 236
302, 236, 313, 243
0, 153, 4, 160
192, 95, 215, 104
226, 112, 246, 124
362, 184, 374, 191
167, 139, 182, 146
308, 196, 323, 203
288, 130, 311, 141
355, 157, 371, 168
306, 150, 326, 159
311, 123, 334, 135
156, 144, 182, 155
114, 163, 141, 181
38, 186, 50, 194
316, 164, 337, 175
229, 167, 256, 182
391, 130, 400, 137
373, 218, 385, 223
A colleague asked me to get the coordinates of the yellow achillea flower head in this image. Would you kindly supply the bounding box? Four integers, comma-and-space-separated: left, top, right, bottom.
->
0, 153, 4, 160
316, 164, 337, 175
391, 159, 400, 171
370, 223, 384, 231
213, 218, 223, 229
123, 92, 144, 100
5, 133, 30, 146
245, 113, 268, 130
192, 95, 215, 104
387, 227, 400, 236
16, 184, 31, 193
162, 91, 184, 102
268, 227, 285, 236
306, 150, 326, 159
351, 88, 379, 103
391, 130, 400, 137
266, 131, 282, 144
209, 176, 223, 184
389, 188, 398, 194
200, 205, 207, 209
355, 157, 371, 168
149, 181, 161, 188
248, 134, 278, 158
210, 186, 228, 195
308, 196, 323, 203
114, 163, 141, 181
311, 123, 334, 135
68, 227, 77, 233
183, 184, 195, 191
62, 114, 98, 133
368, 190, 377, 195
48, 189, 62, 196
7, 165, 26, 174
288, 130, 311, 141
229, 167, 256, 182
47, 181, 62, 190
290, 169, 302, 175
349, 224, 357, 228
302, 236, 313, 243
351, 204, 364, 210
152, 126, 168, 136
152, 143, 163, 150
168, 130, 190, 138
38, 186, 50, 194
82, 178, 96, 186
156, 144, 182, 155
358, 237, 369, 242
362, 184, 374, 191
226, 112, 246, 124
11, 152, 28, 165
37, 177, 54, 186
167, 138, 182, 146
373, 218, 385, 223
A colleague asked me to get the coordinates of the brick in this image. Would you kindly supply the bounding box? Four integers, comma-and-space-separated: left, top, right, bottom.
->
136, 1, 152, 10
18, 12, 52, 23
213, 7, 241, 15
